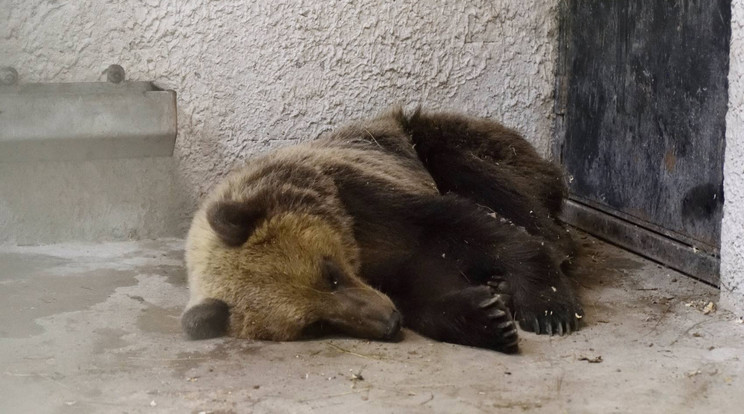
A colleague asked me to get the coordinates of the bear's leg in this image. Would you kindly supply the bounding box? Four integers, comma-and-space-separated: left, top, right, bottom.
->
490, 236, 583, 335
394, 247, 519, 353
404, 111, 575, 259
407, 194, 583, 336
405, 110, 567, 218
401, 286, 519, 353
421, 151, 574, 260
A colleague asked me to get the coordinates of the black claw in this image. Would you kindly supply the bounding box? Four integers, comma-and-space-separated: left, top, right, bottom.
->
489, 309, 507, 319
497, 293, 512, 306
496, 320, 513, 329
556, 322, 564, 336
545, 320, 553, 336
533, 318, 540, 334
479, 297, 501, 309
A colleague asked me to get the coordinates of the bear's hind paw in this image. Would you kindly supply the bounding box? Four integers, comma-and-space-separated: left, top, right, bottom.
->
517, 307, 583, 336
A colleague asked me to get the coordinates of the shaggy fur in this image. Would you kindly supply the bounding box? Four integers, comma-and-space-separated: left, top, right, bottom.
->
183, 108, 583, 353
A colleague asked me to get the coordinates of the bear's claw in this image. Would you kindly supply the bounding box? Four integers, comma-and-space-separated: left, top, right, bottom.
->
521, 311, 582, 336
474, 289, 519, 351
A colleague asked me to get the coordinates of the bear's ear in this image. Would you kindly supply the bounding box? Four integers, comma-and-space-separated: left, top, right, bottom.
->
207, 200, 265, 247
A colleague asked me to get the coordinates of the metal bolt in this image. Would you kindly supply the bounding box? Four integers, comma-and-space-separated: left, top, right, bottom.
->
0, 67, 18, 85
105, 64, 125, 84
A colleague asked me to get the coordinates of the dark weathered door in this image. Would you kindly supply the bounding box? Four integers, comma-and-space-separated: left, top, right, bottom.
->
555, 0, 731, 285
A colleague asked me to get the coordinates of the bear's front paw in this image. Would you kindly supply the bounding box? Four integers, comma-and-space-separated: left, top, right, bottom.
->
405, 286, 520, 353
513, 287, 583, 336
479, 295, 519, 353
458, 286, 519, 353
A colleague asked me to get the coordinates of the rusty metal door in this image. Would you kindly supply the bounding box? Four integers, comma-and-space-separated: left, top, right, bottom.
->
555, 0, 731, 285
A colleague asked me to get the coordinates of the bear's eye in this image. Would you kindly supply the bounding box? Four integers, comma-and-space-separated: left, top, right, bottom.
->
329, 275, 340, 289
322, 258, 344, 291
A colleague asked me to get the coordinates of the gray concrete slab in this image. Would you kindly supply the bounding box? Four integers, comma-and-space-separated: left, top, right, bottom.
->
1, 235, 742, 413
0, 157, 189, 245
0, 81, 176, 162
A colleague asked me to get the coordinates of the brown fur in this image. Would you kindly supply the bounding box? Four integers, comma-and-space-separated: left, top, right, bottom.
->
184, 134, 417, 341
183, 107, 582, 352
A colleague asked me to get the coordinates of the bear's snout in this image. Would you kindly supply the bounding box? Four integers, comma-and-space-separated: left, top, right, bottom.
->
323, 287, 401, 341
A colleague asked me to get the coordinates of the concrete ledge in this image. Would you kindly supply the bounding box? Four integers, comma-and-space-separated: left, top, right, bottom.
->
0, 82, 176, 162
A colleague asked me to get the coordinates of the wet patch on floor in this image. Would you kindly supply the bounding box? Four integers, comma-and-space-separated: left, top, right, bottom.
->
0, 252, 71, 281
92, 328, 131, 354
137, 303, 182, 334
140, 264, 187, 286
0, 269, 137, 338
166, 340, 265, 378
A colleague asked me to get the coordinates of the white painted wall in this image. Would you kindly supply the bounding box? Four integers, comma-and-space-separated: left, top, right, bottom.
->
0, 0, 559, 217
721, 1, 744, 316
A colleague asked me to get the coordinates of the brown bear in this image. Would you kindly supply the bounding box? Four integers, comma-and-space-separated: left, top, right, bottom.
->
182, 108, 583, 353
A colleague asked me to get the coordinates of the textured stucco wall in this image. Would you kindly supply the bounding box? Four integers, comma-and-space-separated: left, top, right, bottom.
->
721, 1, 744, 315
1, 0, 560, 224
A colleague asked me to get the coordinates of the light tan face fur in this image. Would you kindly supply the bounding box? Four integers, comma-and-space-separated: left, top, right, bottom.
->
186, 211, 398, 341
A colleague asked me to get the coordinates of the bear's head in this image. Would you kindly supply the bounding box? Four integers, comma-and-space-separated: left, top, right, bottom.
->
184, 198, 401, 342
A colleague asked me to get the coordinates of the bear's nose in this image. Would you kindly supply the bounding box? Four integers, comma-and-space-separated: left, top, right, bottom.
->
383, 310, 402, 340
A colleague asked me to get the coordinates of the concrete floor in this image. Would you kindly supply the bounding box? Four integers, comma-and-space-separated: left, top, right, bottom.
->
1, 234, 743, 414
